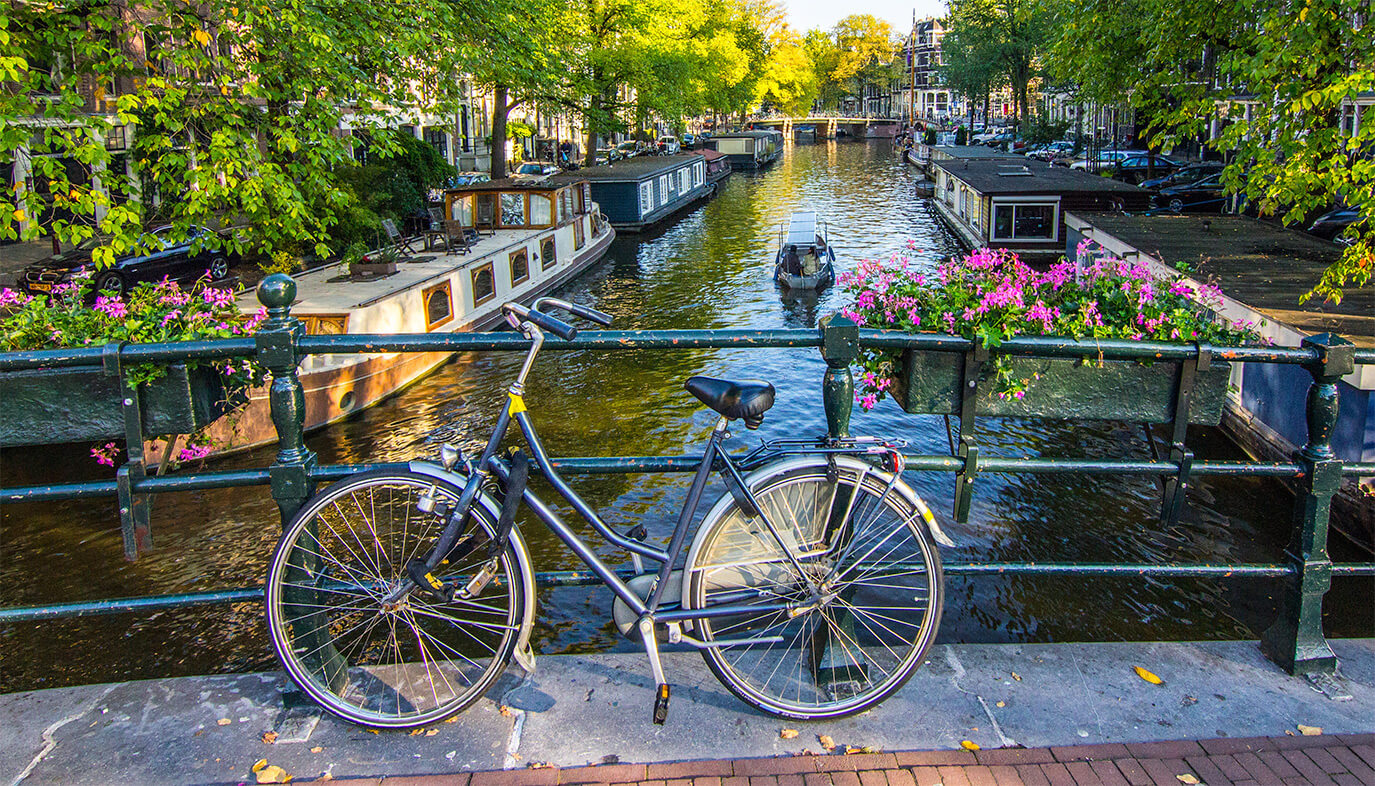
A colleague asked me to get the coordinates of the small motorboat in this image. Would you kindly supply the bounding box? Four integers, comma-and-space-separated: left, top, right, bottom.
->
774, 210, 836, 290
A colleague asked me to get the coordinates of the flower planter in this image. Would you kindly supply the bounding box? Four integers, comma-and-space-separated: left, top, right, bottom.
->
0, 364, 233, 447
890, 349, 1231, 424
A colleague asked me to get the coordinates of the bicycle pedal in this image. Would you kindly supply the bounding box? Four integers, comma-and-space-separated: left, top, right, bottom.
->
652, 684, 670, 725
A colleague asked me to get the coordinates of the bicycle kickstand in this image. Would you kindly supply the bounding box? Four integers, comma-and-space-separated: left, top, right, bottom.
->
638, 617, 671, 725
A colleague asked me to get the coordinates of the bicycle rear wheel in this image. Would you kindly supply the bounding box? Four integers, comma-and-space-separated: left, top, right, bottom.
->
265, 470, 525, 728
686, 460, 943, 719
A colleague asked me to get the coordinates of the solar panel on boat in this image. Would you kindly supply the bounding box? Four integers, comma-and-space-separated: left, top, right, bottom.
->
785, 211, 818, 246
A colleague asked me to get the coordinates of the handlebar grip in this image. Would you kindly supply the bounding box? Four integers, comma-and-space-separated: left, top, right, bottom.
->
567, 303, 613, 326
524, 308, 577, 341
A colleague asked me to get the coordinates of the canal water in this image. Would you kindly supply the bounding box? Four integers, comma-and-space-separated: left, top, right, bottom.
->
1, 140, 1370, 693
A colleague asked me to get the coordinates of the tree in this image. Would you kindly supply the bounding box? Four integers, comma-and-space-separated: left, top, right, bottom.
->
755, 27, 817, 115
0, 0, 485, 261
1043, 0, 1375, 299
939, 11, 1004, 128
829, 15, 898, 114
943, 0, 1049, 130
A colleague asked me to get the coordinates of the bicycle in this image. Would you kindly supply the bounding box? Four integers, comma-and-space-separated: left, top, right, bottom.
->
264, 298, 955, 728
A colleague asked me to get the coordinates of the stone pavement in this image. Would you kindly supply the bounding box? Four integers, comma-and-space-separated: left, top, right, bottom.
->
319, 733, 1375, 785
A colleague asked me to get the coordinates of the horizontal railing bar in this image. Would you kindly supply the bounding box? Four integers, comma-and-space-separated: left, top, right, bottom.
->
298, 329, 824, 355
856, 330, 1321, 365
0, 338, 257, 371
19, 561, 1375, 623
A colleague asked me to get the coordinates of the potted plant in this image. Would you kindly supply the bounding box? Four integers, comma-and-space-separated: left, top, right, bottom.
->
840, 245, 1260, 424
0, 275, 267, 457
352, 242, 399, 278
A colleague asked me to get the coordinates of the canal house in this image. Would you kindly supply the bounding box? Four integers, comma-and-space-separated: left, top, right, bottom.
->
551, 153, 712, 232
931, 158, 1149, 263
1066, 211, 1373, 543
703, 130, 783, 169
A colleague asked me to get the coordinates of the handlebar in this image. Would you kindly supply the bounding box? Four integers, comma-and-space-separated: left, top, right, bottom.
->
501, 298, 614, 341
533, 297, 613, 326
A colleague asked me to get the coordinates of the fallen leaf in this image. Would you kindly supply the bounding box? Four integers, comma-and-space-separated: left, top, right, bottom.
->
194, 729, 205, 736
499, 705, 514, 717
961, 740, 981, 751
262, 731, 278, 744
1134, 666, 1164, 685
529, 762, 552, 769
1176, 774, 1199, 784
310, 747, 323, 753
319, 773, 333, 782
444, 716, 459, 723
819, 734, 835, 750
366, 729, 379, 735
780, 729, 799, 739
251, 760, 268, 773
255, 764, 292, 784
425, 729, 439, 736
995, 701, 1006, 708
409, 729, 424, 736
845, 745, 880, 755
1298, 724, 1322, 736
1285, 730, 1296, 736
1011, 672, 1022, 681
218, 718, 233, 726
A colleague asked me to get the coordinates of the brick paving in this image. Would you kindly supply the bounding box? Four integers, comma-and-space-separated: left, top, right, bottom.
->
312, 734, 1375, 786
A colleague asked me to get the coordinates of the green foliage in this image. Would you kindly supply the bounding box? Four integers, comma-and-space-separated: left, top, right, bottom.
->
336, 131, 450, 239
955, 126, 969, 145
1022, 117, 1070, 145
841, 247, 1260, 407
1041, 0, 1375, 300
258, 251, 302, 277
803, 15, 897, 113
942, 0, 1049, 125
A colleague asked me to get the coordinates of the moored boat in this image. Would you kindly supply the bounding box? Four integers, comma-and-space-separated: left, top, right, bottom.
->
192, 178, 615, 455
773, 211, 836, 290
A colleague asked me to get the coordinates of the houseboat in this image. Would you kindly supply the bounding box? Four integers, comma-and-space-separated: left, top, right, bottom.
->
703, 130, 783, 170
699, 148, 733, 187
1065, 211, 1374, 544
931, 158, 1149, 263
774, 211, 836, 290
908, 143, 1023, 174
551, 153, 712, 233
198, 178, 615, 454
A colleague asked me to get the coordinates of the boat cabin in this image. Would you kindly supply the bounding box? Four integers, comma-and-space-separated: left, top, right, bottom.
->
703, 130, 783, 169
931, 158, 1149, 262
778, 212, 830, 277
550, 154, 710, 232
444, 178, 593, 236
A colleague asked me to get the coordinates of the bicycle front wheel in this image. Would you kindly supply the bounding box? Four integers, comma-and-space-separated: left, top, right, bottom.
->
265, 470, 526, 728
686, 460, 943, 719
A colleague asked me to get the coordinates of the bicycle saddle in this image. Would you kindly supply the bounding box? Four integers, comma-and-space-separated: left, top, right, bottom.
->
685, 376, 775, 428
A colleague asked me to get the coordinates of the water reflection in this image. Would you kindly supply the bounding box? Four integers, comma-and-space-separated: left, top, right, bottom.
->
1, 140, 1369, 692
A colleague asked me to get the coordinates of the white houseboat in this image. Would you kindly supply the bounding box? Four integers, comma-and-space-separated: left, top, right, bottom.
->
201, 178, 614, 453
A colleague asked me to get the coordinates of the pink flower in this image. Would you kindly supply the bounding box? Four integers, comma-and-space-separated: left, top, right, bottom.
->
178, 444, 213, 462
91, 442, 120, 467
93, 295, 128, 319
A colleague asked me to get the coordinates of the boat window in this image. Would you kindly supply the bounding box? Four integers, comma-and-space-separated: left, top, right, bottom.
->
573, 217, 585, 250
450, 195, 474, 227
529, 193, 552, 226
992, 202, 1057, 241
657, 175, 667, 205
559, 189, 573, 223
679, 168, 690, 194
475, 193, 497, 228
301, 314, 348, 335
424, 281, 453, 330
579, 183, 590, 213
510, 248, 529, 285
541, 236, 557, 270
500, 193, 527, 227
715, 138, 750, 155
471, 263, 495, 306
693, 162, 704, 186
639, 182, 652, 213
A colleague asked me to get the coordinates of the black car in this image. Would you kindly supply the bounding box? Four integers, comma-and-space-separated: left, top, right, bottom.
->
1139, 162, 1225, 191
1103, 154, 1181, 185
17, 224, 230, 297
1307, 207, 1361, 243
1151, 173, 1228, 213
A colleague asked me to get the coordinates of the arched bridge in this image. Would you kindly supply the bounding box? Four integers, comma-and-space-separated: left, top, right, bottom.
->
748, 116, 903, 140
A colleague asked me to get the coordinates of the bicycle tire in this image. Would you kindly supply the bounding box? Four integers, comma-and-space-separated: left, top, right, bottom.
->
265, 470, 526, 728
685, 458, 943, 719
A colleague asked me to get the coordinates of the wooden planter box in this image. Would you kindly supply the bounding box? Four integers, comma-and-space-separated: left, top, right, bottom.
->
0, 364, 232, 447
891, 349, 1231, 425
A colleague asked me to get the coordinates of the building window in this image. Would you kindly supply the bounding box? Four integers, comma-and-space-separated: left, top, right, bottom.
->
471, 263, 495, 306
991, 202, 1058, 241
510, 248, 529, 285
424, 281, 453, 329
541, 236, 557, 270
639, 181, 652, 213
424, 127, 449, 160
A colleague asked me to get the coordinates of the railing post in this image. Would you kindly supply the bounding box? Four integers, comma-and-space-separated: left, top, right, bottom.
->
819, 314, 858, 439
1261, 333, 1353, 676
255, 274, 316, 528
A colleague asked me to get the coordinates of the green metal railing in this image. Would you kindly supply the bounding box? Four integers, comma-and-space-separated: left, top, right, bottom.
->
1, 274, 1372, 678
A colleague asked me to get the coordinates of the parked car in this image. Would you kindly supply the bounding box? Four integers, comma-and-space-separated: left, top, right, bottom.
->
510, 161, 560, 181
17, 225, 230, 298
682, 132, 696, 147
449, 171, 492, 187
1026, 141, 1075, 161
1070, 149, 1148, 173
656, 135, 681, 155
1103, 154, 1182, 185
1151, 173, 1228, 213
1139, 162, 1224, 191
615, 140, 641, 158
1307, 207, 1361, 243
595, 147, 623, 165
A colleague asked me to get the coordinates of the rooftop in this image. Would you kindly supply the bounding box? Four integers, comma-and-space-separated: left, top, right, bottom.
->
935, 158, 1145, 196
931, 145, 1025, 161
1072, 212, 1374, 342
548, 153, 704, 183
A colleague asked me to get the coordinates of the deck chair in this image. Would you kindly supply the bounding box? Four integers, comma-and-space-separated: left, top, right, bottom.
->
422, 206, 452, 252
441, 219, 474, 254
380, 218, 420, 260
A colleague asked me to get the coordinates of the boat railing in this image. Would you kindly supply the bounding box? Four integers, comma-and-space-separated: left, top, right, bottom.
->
1, 277, 1372, 683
